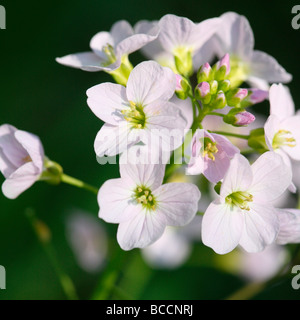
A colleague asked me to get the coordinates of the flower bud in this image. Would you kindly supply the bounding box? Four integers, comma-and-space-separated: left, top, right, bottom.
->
240, 88, 268, 108
195, 82, 211, 104
197, 62, 213, 83
226, 88, 248, 107
211, 90, 227, 109
213, 53, 231, 81
218, 79, 231, 93
174, 50, 193, 77
223, 109, 255, 127
209, 80, 218, 95
175, 74, 191, 100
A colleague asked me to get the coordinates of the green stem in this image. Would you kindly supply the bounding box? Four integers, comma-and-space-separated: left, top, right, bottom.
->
25, 209, 79, 300
207, 112, 225, 117
61, 173, 98, 195
211, 131, 250, 140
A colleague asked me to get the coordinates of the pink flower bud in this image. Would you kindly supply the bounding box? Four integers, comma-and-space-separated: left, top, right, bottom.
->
234, 111, 256, 126
196, 82, 210, 98
248, 88, 268, 104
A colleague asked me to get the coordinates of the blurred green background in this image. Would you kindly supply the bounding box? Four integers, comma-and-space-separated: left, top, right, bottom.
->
0, 0, 300, 300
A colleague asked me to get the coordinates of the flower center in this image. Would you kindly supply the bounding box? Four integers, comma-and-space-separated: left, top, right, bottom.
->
121, 101, 147, 129
272, 129, 296, 149
228, 56, 250, 88
101, 43, 117, 66
134, 186, 156, 211
225, 191, 253, 211
201, 137, 218, 161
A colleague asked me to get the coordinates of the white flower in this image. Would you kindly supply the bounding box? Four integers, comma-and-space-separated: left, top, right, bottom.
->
98, 156, 201, 251
0, 124, 45, 199
202, 152, 292, 254
135, 14, 220, 75
87, 61, 187, 157
264, 83, 300, 192
208, 12, 292, 89
56, 20, 158, 73
276, 208, 300, 245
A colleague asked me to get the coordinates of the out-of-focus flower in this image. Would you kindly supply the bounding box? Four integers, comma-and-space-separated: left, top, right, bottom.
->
276, 208, 300, 245
207, 12, 292, 89
87, 61, 187, 157
98, 154, 201, 251
202, 152, 292, 254
0, 124, 45, 199
66, 211, 108, 273
187, 129, 240, 183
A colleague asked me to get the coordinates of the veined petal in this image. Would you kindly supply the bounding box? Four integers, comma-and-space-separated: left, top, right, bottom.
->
281, 115, 300, 160
250, 151, 292, 202
15, 130, 44, 173
56, 52, 105, 72
153, 182, 200, 227
220, 154, 253, 198
201, 201, 244, 254
2, 162, 39, 199
117, 208, 166, 250
86, 83, 129, 125
98, 178, 136, 223
126, 61, 176, 106
276, 208, 300, 245
239, 203, 279, 253
269, 84, 295, 120
0, 148, 16, 178
250, 50, 292, 84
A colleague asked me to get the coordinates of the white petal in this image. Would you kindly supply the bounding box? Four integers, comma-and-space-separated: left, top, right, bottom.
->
0, 148, 16, 178
247, 76, 270, 91
239, 203, 279, 253
94, 123, 136, 157
250, 151, 292, 203
0, 124, 27, 169
110, 20, 133, 46
2, 162, 38, 199
98, 178, 137, 223
264, 114, 281, 151
193, 36, 218, 70
90, 31, 115, 59
250, 50, 292, 83
276, 208, 300, 245
56, 52, 104, 72
170, 95, 194, 129
117, 208, 166, 250
220, 154, 253, 198
215, 12, 254, 60
201, 201, 244, 254
281, 115, 300, 160
15, 130, 44, 173
269, 84, 295, 120
153, 182, 200, 227
126, 61, 176, 106
86, 83, 128, 125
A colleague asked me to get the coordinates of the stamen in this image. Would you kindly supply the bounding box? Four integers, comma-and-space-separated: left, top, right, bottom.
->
122, 102, 147, 129
272, 130, 296, 149
201, 138, 218, 161
133, 186, 156, 211
226, 191, 253, 211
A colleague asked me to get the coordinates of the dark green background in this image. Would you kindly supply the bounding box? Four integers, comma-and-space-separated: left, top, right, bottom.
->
0, 0, 300, 300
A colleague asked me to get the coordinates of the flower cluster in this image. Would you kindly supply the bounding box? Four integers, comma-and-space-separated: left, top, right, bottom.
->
1, 12, 299, 256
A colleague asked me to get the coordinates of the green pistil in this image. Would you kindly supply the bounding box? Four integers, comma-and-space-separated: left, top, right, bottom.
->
122, 101, 147, 129
226, 191, 253, 211
101, 43, 117, 66
201, 137, 218, 161
134, 186, 156, 211
228, 56, 250, 88
272, 130, 296, 150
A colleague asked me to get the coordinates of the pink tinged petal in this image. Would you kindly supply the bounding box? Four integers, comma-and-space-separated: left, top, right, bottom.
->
0, 124, 28, 169
235, 111, 256, 126
86, 83, 129, 125
201, 201, 244, 254
276, 208, 300, 245
212, 133, 240, 158
117, 208, 166, 250
239, 203, 279, 253
55, 52, 104, 72
216, 12, 254, 60
220, 154, 253, 198
280, 115, 300, 160
98, 178, 137, 223
250, 151, 292, 203
203, 152, 231, 183
2, 162, 39, 199
153, 182, 201, 227
264, 114, 281, 151
119, 161, 165, 191
94, 123, 136, 157
14, 130, 44, 173
126, 61, 176, 106
0, 148, 16, 178
269, 84, 295, 120
215, 53, 230, 75
247, 88, 269, 104
250, 50, 292, 84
